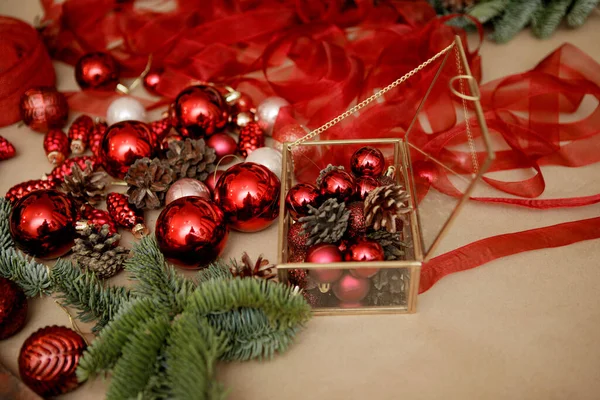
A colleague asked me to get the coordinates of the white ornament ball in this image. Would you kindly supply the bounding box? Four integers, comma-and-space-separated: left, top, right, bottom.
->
245, 147, 283, 179
256, 96, 290, 136
106, 97, 147, 125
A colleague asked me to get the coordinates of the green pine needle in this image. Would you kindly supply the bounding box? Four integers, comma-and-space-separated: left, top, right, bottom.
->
196, 259, 234, 283
532, 0, 573, 38
469, 0, 511, 23
0, 199, 13, 251
0, 248, 52, 297
492, 0, 543, 43
567, 0, 600, 27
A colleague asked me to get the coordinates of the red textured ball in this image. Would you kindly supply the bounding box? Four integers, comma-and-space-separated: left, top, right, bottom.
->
346, 202, 367, 238
272, 124, 317, 166
9, 190, 77, 259
171, 85, 229, 138
19, 87, 68, 132
214, 162, 280, 232
143, 68, 163, 95
305, 244, 343, 284
0, 277, 28, 340
333, 274, 370, 302
155, 197, 229, 269
319, 169, 356, 202
351, 146, 386, 177
285, 183, 320, 221
355, 176, 379, 201
205, 169, 224, 194
19, 326, 86, 397
100, 121, 154, 178
75, 52, 119, 91
206, 133, 237, 162
287, 222, 310, 254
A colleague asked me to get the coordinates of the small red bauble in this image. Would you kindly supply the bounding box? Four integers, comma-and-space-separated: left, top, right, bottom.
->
19, 87, 68, 132
319, 169, 356, 202
0, 277, 28, 340
106, 192, 148, 238
171, 85, 229, 138
346, 202, 367, 238
205, 169, 224, 194
232, 92, 255, 114
237, 121, 265, 158
355, 176, 379, 201
0, 135, 16, 161
43, 129, 70, 166
9, 190, 77, 259
68, 115, 94, 154
5, 179, 59, 204
155, 197, 229, 269
285, 183, 320, 221
350, 146, 386, 177
19, 326, 86, 397
100, 120, 154, 179
333, 274, 370, 302
214, 162, 280, 232
305, 244, 343, 284
143, 68, 163, 95
75, 52, 119, 91
206, 133, 237, 162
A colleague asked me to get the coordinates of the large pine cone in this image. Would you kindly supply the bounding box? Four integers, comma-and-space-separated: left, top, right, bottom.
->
300, 198, 349, 246
364, 184, 410, 233
72, 224, 129, 279
165, 138, 217, 181
60, 160, 108, 205
124, 158, 175, 210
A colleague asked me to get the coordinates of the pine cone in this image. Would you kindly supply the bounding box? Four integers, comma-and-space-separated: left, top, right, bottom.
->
124, 158, 176, 209
60, 160, 108, 205
364, 184, 410, 233
365, 268, 410, 306
300, 198, 349, 246
316, 164, 345, 187
367, 230, 407, 261
72, 224, 130, 279
237, 121, 265, 158
230, 253, 277, 281
166, 138, 217, 181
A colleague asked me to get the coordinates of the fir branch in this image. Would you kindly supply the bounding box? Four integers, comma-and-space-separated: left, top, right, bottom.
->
492, 0, 542, 43
531, 0, 572, 38
566, 0, 599, 27
107, 315, 171, 400
51, 260, 131, 333
196, 259, 234, 283
469, 0, 511, 23
0, 248, 52, 297
0, 199, 13, 251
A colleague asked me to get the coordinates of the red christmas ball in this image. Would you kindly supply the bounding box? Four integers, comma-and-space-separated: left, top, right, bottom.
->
214, 162, 280, 232
75, 52, 119, 91
319, 169, 356, 202
100, 121, 154, 178
285, 183, 320, 221
205, 169, 224, 194
19, 87, 68, 132
355, 176, 379, 201
9, 190, 77, 259
333, 274, 370, 302
143, 68, 163, 95
345, 238, 384, 262
0, 277, 28, 340
206, 133, 237, 162
19, 326, 86, 397
171, 85, 229, 138
232, 92, 255, 114
155, 197, 229, 269
305, 244, 343, 284
346, 201, 367, 238
287, 222, 310, 254
272, 124, 316, 166
350, 146, 386, 177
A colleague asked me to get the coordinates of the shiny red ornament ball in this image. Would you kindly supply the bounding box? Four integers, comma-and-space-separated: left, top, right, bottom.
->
0, 277, 28, 340
205, 169, 224, 194
319, 169, 356, 202
143, 68, 163, 95
346, 201, 367, 238
350, 146, 386, 177
333, 274, 370, 302
43, 129, 70, 166
9, 190, 77, 259
355, 176, 379, 201
305, 244, 343, 284
231, 92, 255, 114
100, 120, 154, 179
76, 206, 118, 238
0, 135, 16, 161
106, 192, 148, 238
75, 52, 119, 91
5, 179, 59, 204
19, 87, 69, 132
214, 162, 280, 232
287, 222, 310, 254
68, 115, 94, 154
171, 85, 229, 138
345, 238, 384, 262
156, 197, 229, 269
206, 133, 237, 162
285, 183, 320, 221
19, 326, 86, 397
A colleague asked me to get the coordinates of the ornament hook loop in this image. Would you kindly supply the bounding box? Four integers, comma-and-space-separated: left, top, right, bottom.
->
449, 75, 481, 102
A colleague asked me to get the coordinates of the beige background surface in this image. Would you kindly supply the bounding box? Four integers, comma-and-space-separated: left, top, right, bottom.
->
1, 2, 600, 399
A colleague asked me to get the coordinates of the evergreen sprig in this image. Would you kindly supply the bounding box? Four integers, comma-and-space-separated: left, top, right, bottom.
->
0, 199, 13, 251
492, 0, 542, 43
0, 248, 52, 297
567, 0, 600, 27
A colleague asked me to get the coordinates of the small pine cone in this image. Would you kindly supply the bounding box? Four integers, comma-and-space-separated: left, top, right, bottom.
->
68, 115, 94, 154
47, 156, 98, 181
299, 198, 350, 246
72, 224, 129, 279
106, 192, 148, 238
43, 129, 70, 166
76, 206, 118, 237
60, 160, 108, 205
367, 230, 407, 261
364, 184, 410, 233
124, 158, 176, 209
366, 268, 410, 306
230, 253, 277, 281
237, 121, 265, 158
0, 135, 16, 161
5, 179, 59, 204
149, 117, 172, 145
316, 164, 345, 187
89, 121, 107, 158
166, 138, 217, 181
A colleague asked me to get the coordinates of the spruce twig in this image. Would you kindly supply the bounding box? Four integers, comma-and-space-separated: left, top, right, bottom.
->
531, 0, 572, 38
0, 199, 13, 251
567, 0, 600, 27
0, 248, 52, 297
468, 0, 510, 23
492, 0, 543, 43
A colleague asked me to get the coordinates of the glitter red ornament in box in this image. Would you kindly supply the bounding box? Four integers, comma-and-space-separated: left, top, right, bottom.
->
100, 121, 154, 179
285, 183, 320, 221
0, 136, 16, 161
156, 196, 229, 268
19, 87, 69, 132
5, 179, 59, 204
75, 52, 119, 91
346, 201, 367, 238
19, 326, 86, 397
43, 129, 70, 166
106, 192, 148, 238
171, 85, 229, 138
0, 277, 28, 340
68, 115, 94, 154
238, 121, 265, 158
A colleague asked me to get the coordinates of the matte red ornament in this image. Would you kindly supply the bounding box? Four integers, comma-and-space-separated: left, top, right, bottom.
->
48, 156, 98, 181
206, 133, 237, 161
155, 196, 229, 269
287, 221, 310, 254
143, 68, 163, 96
305, 244, 343, 284
19, 87, 68, 132
106, 192, 148, 238
355, 176, 379, 201
18, 326, 86, 397
89, 121, 107, 158
171, 85, 229, 138
9, 190, 77, 259
214, 162, 280, 232
272, 124, 316, 166
5, 179, 59, 204
319, 169, 356, 202
332, 274, 370, 302
43, 129, 70, 166
205, 170, 224, 194
76, 205, 118, 237
346, 202, 367, 238
0, 277, 28, 340
100, 120, 154, 179
285, 183, 320, 221
75, 52, 119, 91
68, 115, 94, 154
149, 117, 172, 148
350, 146, 385, 177
0, 135, 16, 161
237, 121, 265, 158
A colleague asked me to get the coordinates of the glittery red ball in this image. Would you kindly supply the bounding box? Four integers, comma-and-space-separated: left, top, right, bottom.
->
155, 197, 229, 269
285, 183, 320, 221
346, 202, 367, 238
0, 277, 28, 340
287, 222, 310, 254
350, 146, 385, 177
9, 190, 77, 259
214, 162, 280, 232
171, 85, 229, 138
143, 68, 163, 95
100, 121, 154, 179
19, 87, 69, 132
319, 169, 356, 202
355, 176, 379, 201
19, 326, 86, 397
75, 52, 119, 91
